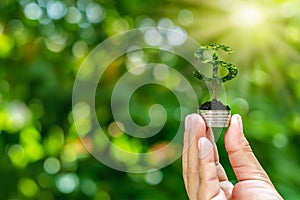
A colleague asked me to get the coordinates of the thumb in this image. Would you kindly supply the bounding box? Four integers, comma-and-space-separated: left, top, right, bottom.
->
224, 114, 272, 184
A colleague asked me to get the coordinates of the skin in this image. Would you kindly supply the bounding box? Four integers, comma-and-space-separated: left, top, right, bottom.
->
182, 114, 283, 200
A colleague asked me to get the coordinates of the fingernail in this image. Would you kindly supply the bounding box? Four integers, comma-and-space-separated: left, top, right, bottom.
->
198, 137, 213, 159
237, 115, 243, 132
232, 114, 243, 133
185, 114, 198, 132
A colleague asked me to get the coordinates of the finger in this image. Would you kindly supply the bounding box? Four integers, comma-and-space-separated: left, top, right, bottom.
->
182, 115, 190, 194
186, 114, 207, 199
206, 128, 219, 165
207, 128, 228, 182
224, 114, 272, 184
198, 137, 221, 199
220, 181, 234, 199
216, 163, 228, 182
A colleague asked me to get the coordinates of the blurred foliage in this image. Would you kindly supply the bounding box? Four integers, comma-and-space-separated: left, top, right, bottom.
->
0, 0, 300, 199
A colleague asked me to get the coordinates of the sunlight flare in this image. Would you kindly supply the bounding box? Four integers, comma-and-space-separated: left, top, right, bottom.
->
231, 4, 264, 28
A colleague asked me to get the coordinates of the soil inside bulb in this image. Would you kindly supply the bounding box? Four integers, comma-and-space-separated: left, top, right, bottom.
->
199, 98, 231, 110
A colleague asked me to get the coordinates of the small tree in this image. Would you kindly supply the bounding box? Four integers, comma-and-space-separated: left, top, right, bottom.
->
193, 43, 238, 100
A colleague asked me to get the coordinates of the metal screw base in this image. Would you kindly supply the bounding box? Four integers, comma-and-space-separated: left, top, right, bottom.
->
198, 110, 231, 128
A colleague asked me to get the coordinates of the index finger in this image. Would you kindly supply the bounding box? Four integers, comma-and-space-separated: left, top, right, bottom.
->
182, 114, 207, 199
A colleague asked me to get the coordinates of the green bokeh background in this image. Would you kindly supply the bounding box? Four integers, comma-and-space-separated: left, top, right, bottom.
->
1, 0, 300, 199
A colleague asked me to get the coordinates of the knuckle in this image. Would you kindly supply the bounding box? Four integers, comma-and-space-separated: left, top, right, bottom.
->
240, 137, 253, 153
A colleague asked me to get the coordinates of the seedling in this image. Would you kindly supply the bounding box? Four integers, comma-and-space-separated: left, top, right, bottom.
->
193, 43, 238, 127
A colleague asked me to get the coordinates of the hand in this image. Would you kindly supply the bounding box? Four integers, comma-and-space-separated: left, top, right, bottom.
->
182, 114, 283, 200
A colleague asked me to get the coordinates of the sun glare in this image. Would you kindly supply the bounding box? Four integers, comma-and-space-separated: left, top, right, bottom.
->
231, 4, 263, 28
